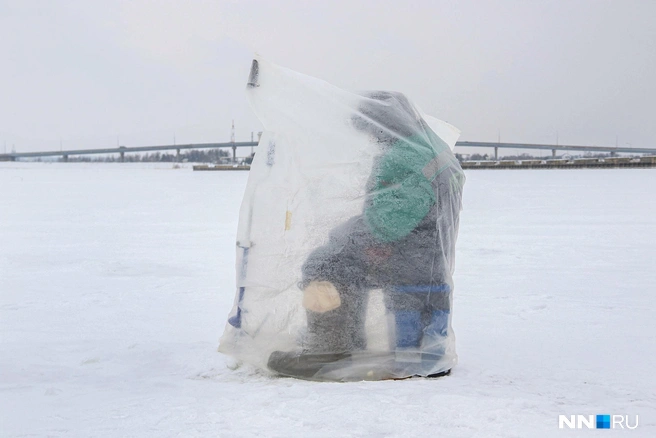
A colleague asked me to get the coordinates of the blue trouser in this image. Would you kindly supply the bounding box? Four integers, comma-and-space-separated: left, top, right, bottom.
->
389, 285, 450, 362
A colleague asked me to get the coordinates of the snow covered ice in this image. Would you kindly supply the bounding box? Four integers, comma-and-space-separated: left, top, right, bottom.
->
1, 162, 655, 436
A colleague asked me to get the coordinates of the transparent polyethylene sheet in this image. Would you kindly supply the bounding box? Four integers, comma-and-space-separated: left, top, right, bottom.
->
219, 57, 465, 381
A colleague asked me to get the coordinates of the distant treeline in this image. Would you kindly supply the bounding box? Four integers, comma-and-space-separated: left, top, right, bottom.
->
59, 149, 239, 163
455, 152, 615, 162
51, 150, 625, 163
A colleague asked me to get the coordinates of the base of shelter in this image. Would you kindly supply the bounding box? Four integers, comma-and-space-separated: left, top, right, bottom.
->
267, 349, 453, 382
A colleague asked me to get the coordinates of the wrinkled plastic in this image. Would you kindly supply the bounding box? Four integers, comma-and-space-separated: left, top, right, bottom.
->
219, 58, 465, 381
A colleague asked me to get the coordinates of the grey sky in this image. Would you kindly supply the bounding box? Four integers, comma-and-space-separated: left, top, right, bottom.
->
2, 0, 655, 154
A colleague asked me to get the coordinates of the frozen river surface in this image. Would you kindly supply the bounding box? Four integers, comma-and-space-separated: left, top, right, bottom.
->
1, 163, 655, 437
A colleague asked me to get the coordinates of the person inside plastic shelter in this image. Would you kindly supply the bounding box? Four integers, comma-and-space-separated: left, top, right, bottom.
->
267, 90, 465, 380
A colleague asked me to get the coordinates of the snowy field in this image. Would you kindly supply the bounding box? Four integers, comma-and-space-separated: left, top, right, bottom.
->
1, 162, 655, 437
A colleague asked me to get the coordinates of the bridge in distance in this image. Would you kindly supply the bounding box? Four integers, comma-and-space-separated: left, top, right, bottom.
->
2, 140, 655, 162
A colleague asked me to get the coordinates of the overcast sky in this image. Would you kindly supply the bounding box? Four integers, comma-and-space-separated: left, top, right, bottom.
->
2, 0, 655, 154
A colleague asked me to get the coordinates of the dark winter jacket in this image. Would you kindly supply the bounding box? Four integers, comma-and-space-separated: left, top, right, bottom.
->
302, 91, 464, 291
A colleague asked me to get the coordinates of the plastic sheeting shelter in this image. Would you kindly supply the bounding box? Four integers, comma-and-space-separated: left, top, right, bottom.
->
219, 58, 465, 381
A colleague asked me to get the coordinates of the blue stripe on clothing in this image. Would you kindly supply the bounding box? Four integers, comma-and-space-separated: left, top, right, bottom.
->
392, 284, 450, 294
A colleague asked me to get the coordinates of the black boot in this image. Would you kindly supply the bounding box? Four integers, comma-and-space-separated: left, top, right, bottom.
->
426, 369, 451, 378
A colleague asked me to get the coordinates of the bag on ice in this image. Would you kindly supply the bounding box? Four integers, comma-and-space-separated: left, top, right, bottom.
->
219, 58, 465, 381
